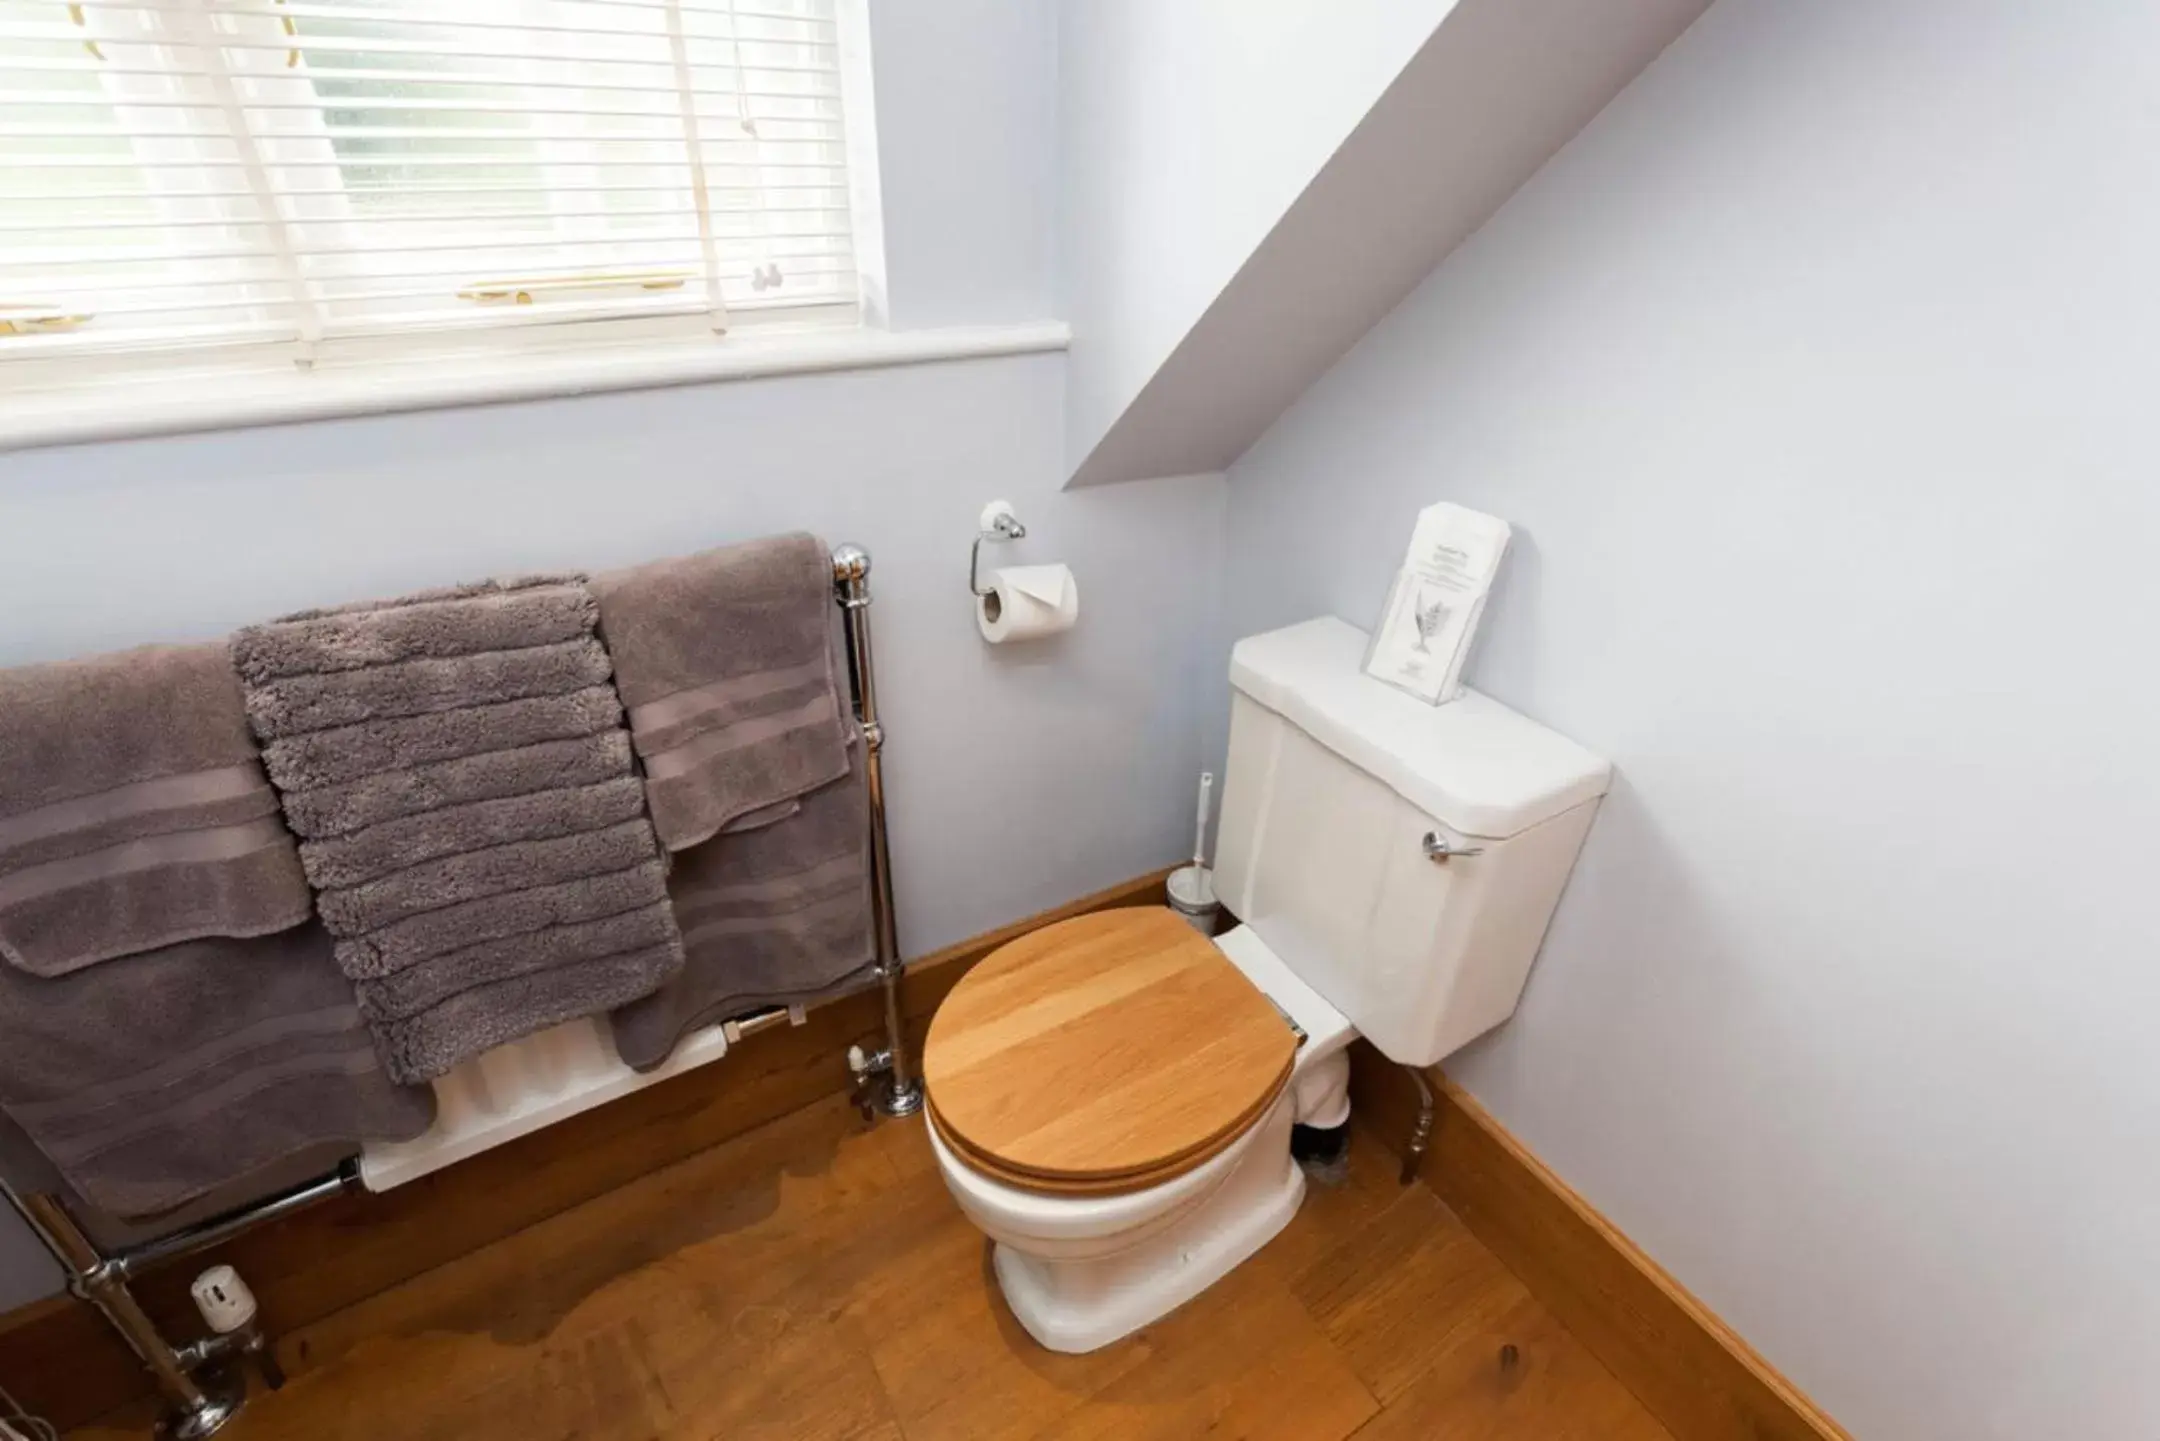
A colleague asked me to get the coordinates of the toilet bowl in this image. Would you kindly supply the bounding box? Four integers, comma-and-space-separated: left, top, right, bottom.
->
923, 616, 1612, 1354
922, 910, 1354, 1353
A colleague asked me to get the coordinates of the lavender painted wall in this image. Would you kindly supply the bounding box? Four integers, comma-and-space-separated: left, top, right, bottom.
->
1221, 3, 2160, 1435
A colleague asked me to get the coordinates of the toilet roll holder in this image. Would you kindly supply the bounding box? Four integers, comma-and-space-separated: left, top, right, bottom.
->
969, 500, 1028, 598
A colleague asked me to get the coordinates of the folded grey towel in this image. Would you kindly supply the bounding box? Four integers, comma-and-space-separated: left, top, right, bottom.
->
278, 731, 634, 840
373, 943, 681, 1086
301, 777, 648, 890
230, 576, 593, 684
260, 686, 622, 792
592, 533, 849, 851
235, 577, 682, 1082
243, 638, 613, 741
355, 903, 680, 1023
334, 861, 670, 978
0, 783, 282, 876
0, 643, 311, 977
611, 738, 872, 1071
1, 833, 319, 982
314, 818, 662, 936
0, 923, 434, 1220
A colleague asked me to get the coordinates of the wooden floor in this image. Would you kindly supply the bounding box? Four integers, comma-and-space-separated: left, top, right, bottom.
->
75, 1096, 1673, 1441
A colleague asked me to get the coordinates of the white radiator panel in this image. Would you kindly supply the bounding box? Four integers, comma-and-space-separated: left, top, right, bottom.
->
358, 1018, 734, 1192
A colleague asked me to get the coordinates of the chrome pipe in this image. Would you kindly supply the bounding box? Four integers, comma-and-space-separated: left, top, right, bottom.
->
0, 1181, 217, 1425
832, 543, 924, 1120
109, 1161, 357, 1281
1399, 1063, 1436, 1186
1, 1162, 355, 1437
725, 1006, 795, 1042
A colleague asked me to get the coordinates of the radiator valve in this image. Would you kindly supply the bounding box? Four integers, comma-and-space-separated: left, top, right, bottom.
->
191, 1265, 256, 1335
186, 1264, 285, 1391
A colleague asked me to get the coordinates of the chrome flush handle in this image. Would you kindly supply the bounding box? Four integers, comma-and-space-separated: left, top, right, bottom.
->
1421, 831, 1484, 863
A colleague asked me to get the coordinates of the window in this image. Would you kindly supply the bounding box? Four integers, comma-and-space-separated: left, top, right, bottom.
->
0, 0, 860, 374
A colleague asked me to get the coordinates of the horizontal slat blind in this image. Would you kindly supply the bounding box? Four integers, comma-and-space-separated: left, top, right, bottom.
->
0, 0, 856, 361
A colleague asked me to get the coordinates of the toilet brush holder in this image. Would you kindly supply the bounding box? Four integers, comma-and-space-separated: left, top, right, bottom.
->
1168, 771, 1221, 935
1166, 864, 1220, 936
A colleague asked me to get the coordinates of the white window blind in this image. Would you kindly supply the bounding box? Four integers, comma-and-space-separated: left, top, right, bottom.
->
0, 0, 858, 366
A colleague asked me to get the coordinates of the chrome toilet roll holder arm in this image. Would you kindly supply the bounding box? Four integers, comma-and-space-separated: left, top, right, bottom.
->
969, 501, 1028, 597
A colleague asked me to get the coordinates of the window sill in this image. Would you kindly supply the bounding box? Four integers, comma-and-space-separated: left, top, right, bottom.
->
0, 320, 1071, 454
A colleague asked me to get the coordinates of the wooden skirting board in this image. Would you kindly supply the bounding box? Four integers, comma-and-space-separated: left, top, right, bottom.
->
0, 866, 1178, 1433
1346, 1041, 1852, 1441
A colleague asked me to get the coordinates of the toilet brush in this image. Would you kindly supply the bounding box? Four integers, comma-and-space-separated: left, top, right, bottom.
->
1166, 772, 1220, 934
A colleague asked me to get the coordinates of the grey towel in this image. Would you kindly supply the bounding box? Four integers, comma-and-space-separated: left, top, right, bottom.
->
234, 578, 682, 1083
229, 576, 593, 683
301, 777, 648, 890
355, 905, 681, 1023
334, 861, 670, 978
314, 818, 661, 935
611, 737, 873, 1071
592, 533, 850, 851
0, 923, 434, 1220
260, 686, 623, 792
372, 944, 682, 1086
243, 638, 613, 740
0, 643, 311, 977
279, 731, 634, 840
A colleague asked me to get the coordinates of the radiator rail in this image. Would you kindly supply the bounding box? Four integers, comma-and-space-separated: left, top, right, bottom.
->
0, 542, 919, 1439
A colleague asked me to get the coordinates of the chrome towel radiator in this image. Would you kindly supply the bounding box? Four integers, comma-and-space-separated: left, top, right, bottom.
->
0, 542, 922, 1438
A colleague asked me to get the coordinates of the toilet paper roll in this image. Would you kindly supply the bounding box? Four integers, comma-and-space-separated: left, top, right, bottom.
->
977, 563, 1079, 643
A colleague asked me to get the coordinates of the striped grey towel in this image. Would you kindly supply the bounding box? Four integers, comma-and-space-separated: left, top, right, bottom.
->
591, 533, 850, 852
0, 642, 312, 978
0, 923, 434, 1221
610, 732, 874, 1071
332, 860, 670, 979
232, 576, 684, 1085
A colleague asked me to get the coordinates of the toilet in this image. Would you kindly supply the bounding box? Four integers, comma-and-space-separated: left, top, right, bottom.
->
922, 616, 1613, 1353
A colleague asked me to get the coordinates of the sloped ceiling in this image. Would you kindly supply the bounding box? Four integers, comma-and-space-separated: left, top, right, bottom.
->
1060, 0, 1712, 489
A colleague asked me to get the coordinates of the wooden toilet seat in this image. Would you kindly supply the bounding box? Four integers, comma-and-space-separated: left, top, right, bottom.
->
924, 1076, 1290, 1196
922, 907, 1299, 1198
